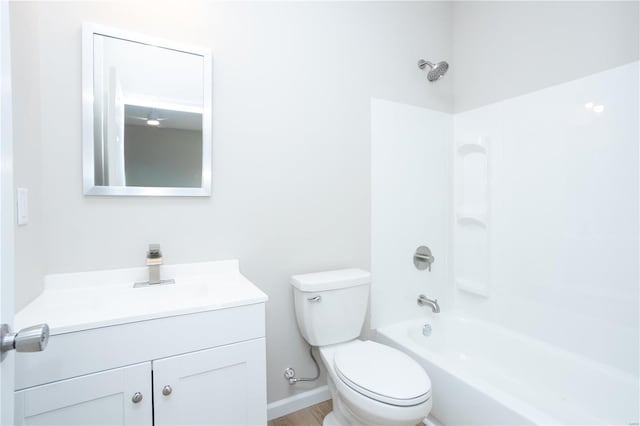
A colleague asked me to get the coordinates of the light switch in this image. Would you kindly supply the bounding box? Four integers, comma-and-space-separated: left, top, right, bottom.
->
17, 188, 28, 225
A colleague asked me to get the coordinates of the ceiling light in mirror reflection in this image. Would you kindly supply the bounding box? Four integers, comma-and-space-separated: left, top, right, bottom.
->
122, 97, 203, 114
125, 105, 202, 131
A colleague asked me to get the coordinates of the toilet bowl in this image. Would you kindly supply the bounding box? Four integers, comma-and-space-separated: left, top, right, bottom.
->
291, 269, 432, 426
320, 340, 432, 426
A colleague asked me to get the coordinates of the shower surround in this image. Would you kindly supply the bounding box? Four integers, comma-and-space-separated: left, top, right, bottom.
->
371, 60, 639, 424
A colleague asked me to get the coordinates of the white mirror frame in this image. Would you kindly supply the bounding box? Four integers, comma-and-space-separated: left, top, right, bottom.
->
82, 23, 212, 196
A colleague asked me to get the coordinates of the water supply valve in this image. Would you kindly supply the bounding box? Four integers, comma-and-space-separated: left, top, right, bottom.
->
284, 367, 296, 385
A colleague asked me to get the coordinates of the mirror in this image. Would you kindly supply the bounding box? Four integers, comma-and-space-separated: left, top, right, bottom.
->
82, 25, 212, 196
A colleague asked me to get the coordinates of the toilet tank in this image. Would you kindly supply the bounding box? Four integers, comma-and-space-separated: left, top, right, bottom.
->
291, 268, 370, 346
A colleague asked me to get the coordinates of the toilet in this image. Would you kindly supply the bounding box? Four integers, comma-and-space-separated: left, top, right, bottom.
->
291, 269, 432, 426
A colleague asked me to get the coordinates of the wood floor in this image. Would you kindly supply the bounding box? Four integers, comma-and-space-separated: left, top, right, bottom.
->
268, 400, 333, 426
267, 400, 427, 426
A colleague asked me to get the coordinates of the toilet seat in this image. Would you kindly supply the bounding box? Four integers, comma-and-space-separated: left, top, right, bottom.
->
333, 341, 431, 407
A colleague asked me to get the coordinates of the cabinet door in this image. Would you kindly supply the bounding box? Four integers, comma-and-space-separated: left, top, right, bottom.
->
14, 362, 152, 426
153, 338, 266, 426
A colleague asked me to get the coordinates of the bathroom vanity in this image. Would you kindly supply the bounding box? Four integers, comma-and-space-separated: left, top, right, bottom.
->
12, 260, 267, 425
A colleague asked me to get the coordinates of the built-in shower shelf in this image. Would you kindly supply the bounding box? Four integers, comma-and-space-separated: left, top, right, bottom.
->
454, 134, 490, 299
456, 210, 487, 227
456, 278, 489, 297
457, 139, 488, 156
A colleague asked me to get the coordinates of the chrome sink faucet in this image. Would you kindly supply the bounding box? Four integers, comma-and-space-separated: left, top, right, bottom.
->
147, 244, 163, 284
133, 244, 174, 288
418, 294, 440, 313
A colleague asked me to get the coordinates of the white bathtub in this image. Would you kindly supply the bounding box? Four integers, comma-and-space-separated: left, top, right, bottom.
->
376, 315, 639, 426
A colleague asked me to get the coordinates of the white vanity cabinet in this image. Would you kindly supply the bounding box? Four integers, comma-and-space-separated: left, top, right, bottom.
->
13, 260, 268, 426
153, 339, 266, 426
15, 362, 152, 426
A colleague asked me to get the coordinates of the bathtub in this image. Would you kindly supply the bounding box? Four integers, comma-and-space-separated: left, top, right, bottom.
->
376, 315, 639, 425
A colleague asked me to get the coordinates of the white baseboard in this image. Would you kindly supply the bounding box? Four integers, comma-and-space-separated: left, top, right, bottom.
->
267, 385, 331, 420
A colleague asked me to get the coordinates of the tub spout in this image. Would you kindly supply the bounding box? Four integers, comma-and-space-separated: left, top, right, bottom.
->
417, 294, 440, 313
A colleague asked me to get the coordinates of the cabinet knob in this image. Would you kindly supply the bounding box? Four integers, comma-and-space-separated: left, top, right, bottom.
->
162, 385, 172, 396
131, 392, 143, 403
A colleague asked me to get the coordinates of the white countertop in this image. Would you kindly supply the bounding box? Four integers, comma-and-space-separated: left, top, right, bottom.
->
16, 260, 268, 335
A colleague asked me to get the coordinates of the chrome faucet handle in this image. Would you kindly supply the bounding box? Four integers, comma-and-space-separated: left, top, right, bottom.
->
147, 244, 162, 258
414, 246, 435, 271
146, 244, 163, 266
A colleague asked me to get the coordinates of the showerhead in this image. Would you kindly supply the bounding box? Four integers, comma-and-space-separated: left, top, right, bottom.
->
418, 59, 449, 82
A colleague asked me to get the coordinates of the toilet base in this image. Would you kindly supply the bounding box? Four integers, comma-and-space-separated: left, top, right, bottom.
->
320, 347, 431, 426
322, 412, 340, 426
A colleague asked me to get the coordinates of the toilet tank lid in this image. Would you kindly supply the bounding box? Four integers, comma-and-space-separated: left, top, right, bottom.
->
290, 268, 370, 292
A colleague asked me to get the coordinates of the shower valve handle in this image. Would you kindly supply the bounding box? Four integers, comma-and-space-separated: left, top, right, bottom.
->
414, 246, 435, 271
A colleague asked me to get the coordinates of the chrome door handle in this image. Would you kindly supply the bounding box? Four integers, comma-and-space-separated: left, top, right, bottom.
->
162, 385, 172, 396
1, 323, 49, 355
131, 392, 143, 403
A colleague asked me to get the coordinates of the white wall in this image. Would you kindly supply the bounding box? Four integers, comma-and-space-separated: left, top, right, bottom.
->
453, 62, 639, 375
11, 4, 45, 310
452, 1, 640, 113
371, 98, 451, 329
10, 0, 453, 404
